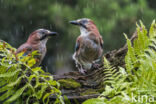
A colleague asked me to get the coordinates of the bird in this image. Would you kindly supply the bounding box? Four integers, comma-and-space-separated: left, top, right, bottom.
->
70, 18, 103, 74
16, 29, 58, 66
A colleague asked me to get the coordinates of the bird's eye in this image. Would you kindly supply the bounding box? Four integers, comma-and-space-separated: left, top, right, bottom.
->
40, 34, 47, 40
39, 30, 47, 35
81, 20, 87, 24
41, 31, 46, 34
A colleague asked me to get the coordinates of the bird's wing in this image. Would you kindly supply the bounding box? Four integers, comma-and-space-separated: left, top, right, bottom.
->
99, 36, 104, 49
75, 41, 80, 52
16, 43, 32, 56
75, 36, 82, 52
89, 32, 104, 49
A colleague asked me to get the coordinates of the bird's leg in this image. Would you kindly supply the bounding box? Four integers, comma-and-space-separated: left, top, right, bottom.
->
73, 53, 85, 74
92, 63, 100, 69
75, 61, 79, 68
73, 53, 87, 74
91, 59, 101, 69
76, 62, 86, 75
73, 53, 79, 68
74, 59, 84, 74
79, 66, 86, 75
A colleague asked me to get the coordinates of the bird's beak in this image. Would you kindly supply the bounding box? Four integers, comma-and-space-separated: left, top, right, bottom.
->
69, 20, 80, 25
47, 32, 58, 36
70, 20, 87, 29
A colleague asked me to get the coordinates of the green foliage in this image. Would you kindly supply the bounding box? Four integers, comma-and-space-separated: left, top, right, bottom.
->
0, 41, 64, 104
83, 21, 156, 104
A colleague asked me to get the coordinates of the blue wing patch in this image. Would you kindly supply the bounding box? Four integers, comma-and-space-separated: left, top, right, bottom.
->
75, 42, 80, 52
23, 47, 32, 56
23, 52, 29, 56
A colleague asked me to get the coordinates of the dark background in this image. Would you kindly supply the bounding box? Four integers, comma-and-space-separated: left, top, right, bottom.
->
0, 0, 155, 74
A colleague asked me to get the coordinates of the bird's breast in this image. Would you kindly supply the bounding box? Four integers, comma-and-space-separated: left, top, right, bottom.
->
78, 38, 102, 62
37, 42, 47, 62
81, 38, 98, 51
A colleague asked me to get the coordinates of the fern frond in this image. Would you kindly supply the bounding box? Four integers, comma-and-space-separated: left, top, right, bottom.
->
0, 41, 64, 104
5, 84, 29, 103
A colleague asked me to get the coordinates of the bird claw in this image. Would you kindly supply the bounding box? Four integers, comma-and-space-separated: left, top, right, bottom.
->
91, 63, 100, 69
79, 68, 86, 75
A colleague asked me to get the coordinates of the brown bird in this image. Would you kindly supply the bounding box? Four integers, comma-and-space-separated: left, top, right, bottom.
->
16, 29, 58, 66
70, 18, 103, 74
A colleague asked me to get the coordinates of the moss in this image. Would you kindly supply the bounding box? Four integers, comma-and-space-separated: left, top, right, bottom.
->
58, 78, 81, 89
80, 89, 99, 96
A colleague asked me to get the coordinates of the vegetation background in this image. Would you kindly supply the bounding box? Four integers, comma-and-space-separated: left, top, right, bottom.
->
0, 0, 156, 74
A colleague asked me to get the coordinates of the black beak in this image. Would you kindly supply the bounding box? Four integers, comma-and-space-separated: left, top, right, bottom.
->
69, 21, 80, 25
47, 32, 58, 36
70, 20, 87, 29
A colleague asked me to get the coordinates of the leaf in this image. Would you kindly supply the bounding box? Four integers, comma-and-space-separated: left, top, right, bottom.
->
42, 92, 55, 104
0, 69, 21, 78
7, 75, 24, 87
36, 84, 48, 99
32, 67, 44, 73
100, 85, 114, 97
27, 58, 36, 67
0, 89, 14, 101
83, 98, 105, 104
43, 93, 50, 104
149, 20, 156, 38
5, 84, 28, 103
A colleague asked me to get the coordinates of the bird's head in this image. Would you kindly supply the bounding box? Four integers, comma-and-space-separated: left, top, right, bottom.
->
27, 29, 58, 44
70, 18, 99, 36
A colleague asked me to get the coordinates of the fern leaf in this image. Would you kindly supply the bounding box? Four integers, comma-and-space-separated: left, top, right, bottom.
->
0, 89, 14, 101
0, 69, 21, 78
149, 20, 156, 38
7, 75, 24, 87
5, 84, 28, 103
36, 84, 48, 99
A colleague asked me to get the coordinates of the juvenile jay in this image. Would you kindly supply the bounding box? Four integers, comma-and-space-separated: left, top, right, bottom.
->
70, 18, 103, 74
16, 29, 58, 66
